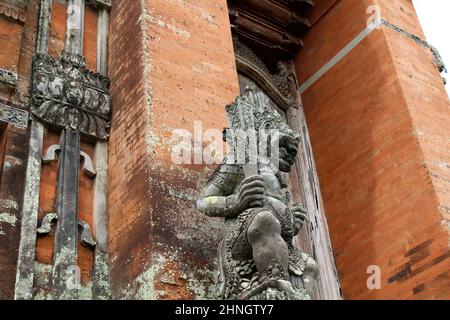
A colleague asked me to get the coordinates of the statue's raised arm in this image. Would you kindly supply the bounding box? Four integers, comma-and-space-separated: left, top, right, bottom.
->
197, 162, 267, 219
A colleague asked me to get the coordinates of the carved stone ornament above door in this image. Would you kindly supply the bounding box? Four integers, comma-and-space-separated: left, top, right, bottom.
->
233, 37, 299, 111
30, 52, 112, 140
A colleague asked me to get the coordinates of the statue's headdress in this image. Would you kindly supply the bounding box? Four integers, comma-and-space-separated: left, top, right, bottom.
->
224, 87, 300, 145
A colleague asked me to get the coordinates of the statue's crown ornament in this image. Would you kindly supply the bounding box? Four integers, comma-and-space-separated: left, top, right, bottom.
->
225, 87, 299, 144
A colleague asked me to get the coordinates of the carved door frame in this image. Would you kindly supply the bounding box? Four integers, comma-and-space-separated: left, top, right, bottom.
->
233, 38, 342, 300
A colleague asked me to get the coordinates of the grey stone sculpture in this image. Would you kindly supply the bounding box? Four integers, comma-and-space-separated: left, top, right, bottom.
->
197, 87, 318, 300
0, 102, 28, 128
30, 51, 112, 140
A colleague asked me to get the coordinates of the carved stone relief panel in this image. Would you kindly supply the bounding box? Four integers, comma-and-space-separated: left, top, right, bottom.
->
233, 37, 299, 111
30, 52, 112, 140
0, 101, 28, 128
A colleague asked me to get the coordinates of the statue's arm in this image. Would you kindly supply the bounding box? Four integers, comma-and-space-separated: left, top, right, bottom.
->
197, 165, 265, 218
196, 165, 240, 218
196, 188, 240, 218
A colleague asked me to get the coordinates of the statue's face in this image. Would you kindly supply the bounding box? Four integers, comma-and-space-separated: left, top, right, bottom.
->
278, 136, 299, 172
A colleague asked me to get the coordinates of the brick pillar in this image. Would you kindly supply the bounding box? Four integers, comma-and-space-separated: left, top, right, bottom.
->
295, 0, 449, 299
108, 0, 239, 299
0, 1, 38, 299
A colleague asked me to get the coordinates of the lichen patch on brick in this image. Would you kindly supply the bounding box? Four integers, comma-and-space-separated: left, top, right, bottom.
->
0, 198, 19, 211
3, 155, 23, 169
0, 212, 17, 226
143, 15, 191, 39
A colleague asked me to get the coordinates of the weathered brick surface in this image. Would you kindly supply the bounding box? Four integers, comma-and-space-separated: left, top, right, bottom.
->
0, 16, 22, 71
108, 0, 238, 299
307, 0, 339, 26
0, 0, 39, 300
15, 0, 38, 104
48, 0, 66, 60
0, 15, 23, 102
83, 5, 97, 71
0, 125, 27, 299
107, 0, 150, 298
295, 0, 449, 299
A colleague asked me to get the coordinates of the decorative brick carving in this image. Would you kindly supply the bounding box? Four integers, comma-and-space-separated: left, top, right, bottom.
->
30, 52, 112, 140
0, 101, 28, 128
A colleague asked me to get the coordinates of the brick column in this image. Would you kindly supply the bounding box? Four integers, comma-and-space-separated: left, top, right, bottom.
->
295, 0, 449, 299
108, 0, 239, 299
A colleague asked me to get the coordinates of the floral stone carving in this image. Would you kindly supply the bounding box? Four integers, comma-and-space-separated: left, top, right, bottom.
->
30, 51, 112, 140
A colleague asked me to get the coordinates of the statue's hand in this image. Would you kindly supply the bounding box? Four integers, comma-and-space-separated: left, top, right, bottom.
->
292, 204, 307, 235
236, 175, 265, 212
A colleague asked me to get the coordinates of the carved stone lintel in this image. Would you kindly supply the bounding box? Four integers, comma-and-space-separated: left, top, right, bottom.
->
30, 52, 112, 140
0, 68, 18, 86
0, 102, 29, 128
0, 0, 32, 9
233, 38, 299, 110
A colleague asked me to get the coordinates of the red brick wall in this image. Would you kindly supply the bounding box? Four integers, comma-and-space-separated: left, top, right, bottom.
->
0, 0, 101, 298
0, 12, 23, 103
108, 0, 150, 298
0, 1, 38, 300
83, 5, 97, 71
0, 17, 22, 70
108, 0, 239, 299
33, 0, 100, 295
48, 0, 66, 60
295, 0, 449, 299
